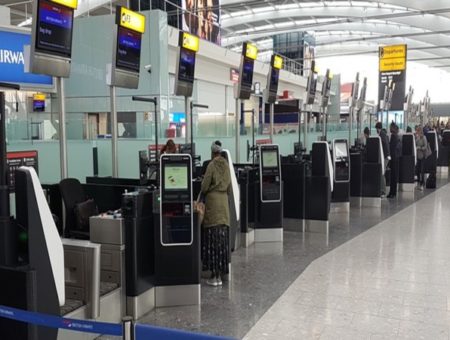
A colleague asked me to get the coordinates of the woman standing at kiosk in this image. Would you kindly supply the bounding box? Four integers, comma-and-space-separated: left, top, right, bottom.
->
415, 126, 429, 190
201, 143, 231, 286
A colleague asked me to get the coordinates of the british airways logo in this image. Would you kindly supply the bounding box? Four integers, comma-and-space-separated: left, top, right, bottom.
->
0, 49, 25, 65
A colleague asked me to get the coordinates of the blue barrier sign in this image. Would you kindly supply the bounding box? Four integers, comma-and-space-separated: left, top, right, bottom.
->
0, 29, 53, 87
0, 305, 123, 336
135, 324, 235, 340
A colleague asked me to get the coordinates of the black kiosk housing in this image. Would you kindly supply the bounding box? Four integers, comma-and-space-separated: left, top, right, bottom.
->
153, 154, 200, 306
255, 145, 283, 242
331, 139, 350, 208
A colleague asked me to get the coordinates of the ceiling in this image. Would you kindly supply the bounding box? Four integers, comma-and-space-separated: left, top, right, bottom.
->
2, 0, 450, 69
220, 0, 450, 70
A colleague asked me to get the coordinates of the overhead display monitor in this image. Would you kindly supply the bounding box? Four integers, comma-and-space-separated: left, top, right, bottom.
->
33, 94, 46, 112
178, 48, 196, 83
269, 67, 279, 93
241, 58, 254, 88
35, 0, 75, 58
116, 26, 142, 73
164, 164, 189, 190
175, 31, 199, 96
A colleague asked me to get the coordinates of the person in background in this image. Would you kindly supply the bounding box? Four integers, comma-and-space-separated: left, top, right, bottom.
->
376, 122, 390, 197
406, 126, 412, 133
415, 126, 428, 191
363, 126, 370, 141
161, 139, 177, 154
201, 142, 231, 287
201, 140, 222, 176
388, 123, 401, 198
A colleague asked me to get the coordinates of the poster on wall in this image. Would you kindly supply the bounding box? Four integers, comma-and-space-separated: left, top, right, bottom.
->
378, 44, 407, 112
182, 0, 221, 45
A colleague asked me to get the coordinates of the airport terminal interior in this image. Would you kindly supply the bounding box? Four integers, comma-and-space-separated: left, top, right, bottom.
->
2, 0, 450, 339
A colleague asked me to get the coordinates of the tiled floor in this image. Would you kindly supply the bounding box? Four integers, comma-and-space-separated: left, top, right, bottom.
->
243, 183, 450, 340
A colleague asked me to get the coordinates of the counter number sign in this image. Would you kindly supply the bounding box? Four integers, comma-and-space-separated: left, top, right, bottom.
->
118, 7, 145, 34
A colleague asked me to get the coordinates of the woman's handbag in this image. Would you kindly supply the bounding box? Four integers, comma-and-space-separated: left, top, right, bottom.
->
194, 193, 205, 226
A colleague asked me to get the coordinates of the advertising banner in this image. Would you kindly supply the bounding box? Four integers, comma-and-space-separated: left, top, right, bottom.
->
182, 0, 221, 45
378, 44, 407, 111
0, 29, 53, 87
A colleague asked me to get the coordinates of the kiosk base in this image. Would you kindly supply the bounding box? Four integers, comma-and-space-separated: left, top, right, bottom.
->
350, 196, 362, 207
399, 183, 415, 192
304, 220, 329, 234
255, 228, 283, 242
330, 202, 350, 213
438, 166, 448, 174
126, 287, 155, 320
241, 230, 255, 248
362, 197, 381, 208
155, 284, 200, 307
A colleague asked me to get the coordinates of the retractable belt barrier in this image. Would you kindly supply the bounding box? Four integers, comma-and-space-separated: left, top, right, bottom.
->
0, 305, 235, 340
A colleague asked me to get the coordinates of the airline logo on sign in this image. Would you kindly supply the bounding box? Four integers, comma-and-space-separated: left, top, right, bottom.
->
272, 55, 283, 70
181, 32, 199, 52
119, 7, 146, 34
244, 43, 258, 60
50, 0, 78, 9
379, 44, 407, 72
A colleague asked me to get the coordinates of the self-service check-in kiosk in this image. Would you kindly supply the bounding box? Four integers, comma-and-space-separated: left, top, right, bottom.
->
305, 141, 333, 232
255, 145, 283, 242
425, 130, 439, 188
331, 139, 350, 212
399, 133, 416, 192
362, 136, 384, 207
154, 154, 200, 307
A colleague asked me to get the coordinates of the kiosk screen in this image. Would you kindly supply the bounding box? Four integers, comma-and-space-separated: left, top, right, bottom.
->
334, 142, 348, 159
164, 164, 188, 190
36, 0, 74, 57
116, 26, 142, 72
178, 48, 196, 83
269, 68, 279, 93
262, 150, 278, 168
241, 58, 254, 88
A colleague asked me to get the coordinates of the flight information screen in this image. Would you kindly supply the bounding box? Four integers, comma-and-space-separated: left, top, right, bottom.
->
178, 48, 196, 83
269, 68, 279, 93
36, 0, 74, 57
241, 58, 254, 88
116, 26, 142, 73
164, 164, 188, 190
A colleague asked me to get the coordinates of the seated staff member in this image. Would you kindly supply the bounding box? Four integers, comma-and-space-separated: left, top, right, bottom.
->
201, 143, 231, 287
161, 139, 177, 154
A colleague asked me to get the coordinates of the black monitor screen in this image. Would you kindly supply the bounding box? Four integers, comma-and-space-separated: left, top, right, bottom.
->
178, 48, 196, 83
33, 100, 45, 112
308, 73, 318, 97
36, 0, 74, 57
269, 68, 279, 93
116, 26, 142, 73
241, 58, 254, 88
164, 164, 189, 190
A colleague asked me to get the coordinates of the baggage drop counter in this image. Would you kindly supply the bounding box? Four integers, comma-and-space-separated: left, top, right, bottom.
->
153, 154, 200, 307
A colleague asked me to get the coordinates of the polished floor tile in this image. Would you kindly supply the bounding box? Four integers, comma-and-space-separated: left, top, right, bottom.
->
244, 182, 450, 340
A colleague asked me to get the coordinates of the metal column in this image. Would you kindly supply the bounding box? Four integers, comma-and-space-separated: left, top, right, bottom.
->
57, 77, 68, 179
185, 97, 190, 144
110, 85, 118, 177
235, 98, 240, 163
269, 103, 274, 142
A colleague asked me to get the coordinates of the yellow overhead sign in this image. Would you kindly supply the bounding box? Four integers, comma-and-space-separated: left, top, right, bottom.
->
379, 44, 407, 60
272, 55, 283, 70
118, 7, 146, 34
379, 57, 406, 72
244, 43, 258, 60
50, 0, 78, 9
33, 93, 46, 101
180, 32, 199, 52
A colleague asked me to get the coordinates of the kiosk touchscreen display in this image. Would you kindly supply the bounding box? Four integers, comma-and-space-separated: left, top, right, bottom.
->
36, 0, 74, 57
241, 58, 254, 88
334, 142, 348, 159
262, 150, 279, 168
164, 164, 188, 190
178, 48, 196, 83
269, 68, 279, 93
116, 26, 142, 73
